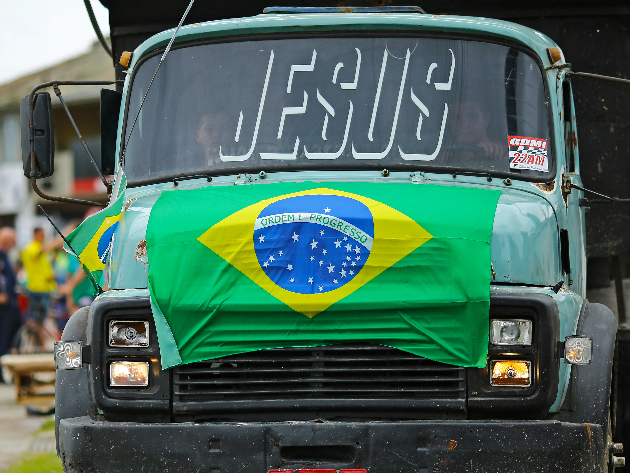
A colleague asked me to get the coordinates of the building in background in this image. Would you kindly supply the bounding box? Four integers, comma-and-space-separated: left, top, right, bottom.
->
0, 41, 113, 247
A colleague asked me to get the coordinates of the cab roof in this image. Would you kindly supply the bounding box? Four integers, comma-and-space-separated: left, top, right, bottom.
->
129, 11, 559, 72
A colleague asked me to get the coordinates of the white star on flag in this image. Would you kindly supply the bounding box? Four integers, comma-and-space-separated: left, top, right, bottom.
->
327, 264, 335, 273
319, 260, 324, 266
342, 262, 347, 267
356, 256, 361, 261
308, 277, 314, 284
319, 230, 325, 236
279, 250, 283, 256
324, 207, 331, 213
354, 246, 361, 254
292, 232, 299, 242
259, 235, 265, 243
310, 256, 315, 261
290, 278, 295, 283
349, 270, 354, 275
263, 261, 269, 267
319, 286, 324, 291
269, 255, 275, 262
340, 269, 346, 278
333, 279, 338, 284
310, 239, 318, 249
287, 264, 293, 271
334, 240, 341, 248
345, 243, 352, 252
322, 249, 328, 255
351, 261, 356, 266
343, 236, 348, 241
346, 256, 351, 261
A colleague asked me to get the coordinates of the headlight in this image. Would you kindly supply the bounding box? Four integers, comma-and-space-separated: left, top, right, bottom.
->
490, 319, 532, 345
109, 361, 149, 387
109, 320, 149, 347
490, 360, 531, 386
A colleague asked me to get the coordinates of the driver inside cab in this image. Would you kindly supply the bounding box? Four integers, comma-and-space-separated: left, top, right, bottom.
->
454, 100, 504, 160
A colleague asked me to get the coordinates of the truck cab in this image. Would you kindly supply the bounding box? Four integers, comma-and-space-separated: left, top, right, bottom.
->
41, 7, 619, 472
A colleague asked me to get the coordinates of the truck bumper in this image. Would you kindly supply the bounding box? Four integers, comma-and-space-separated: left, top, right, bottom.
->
59, 416, 604, 473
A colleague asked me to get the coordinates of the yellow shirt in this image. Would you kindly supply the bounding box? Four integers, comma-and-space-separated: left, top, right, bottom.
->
22, 240, 56, 293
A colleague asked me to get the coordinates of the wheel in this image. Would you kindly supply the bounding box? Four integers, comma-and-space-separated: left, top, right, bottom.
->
607, 411, 613, 472
9, 323, 44, 354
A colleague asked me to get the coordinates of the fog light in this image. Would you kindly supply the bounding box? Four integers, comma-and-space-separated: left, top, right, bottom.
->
109, 361, 149, 387
490, 360, 531, 386
490, 319, 532, 345
564, 336, 593, 365
109, 321, 149, 347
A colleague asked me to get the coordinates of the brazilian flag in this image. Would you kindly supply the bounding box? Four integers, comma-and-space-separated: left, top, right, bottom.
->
146, 182, 501, 369
64, 172, 126, 284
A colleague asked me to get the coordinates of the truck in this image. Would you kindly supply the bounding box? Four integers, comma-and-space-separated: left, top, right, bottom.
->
22, 1, 630, 472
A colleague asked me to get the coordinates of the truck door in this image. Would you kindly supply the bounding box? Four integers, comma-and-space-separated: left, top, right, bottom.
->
561, 77, 586, 298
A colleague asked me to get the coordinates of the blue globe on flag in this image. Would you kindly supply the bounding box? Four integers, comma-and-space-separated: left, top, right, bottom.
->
97, 221, 119, 263
253, 194, 374, 294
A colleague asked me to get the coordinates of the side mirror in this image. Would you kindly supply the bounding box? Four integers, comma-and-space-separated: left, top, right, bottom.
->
100, 89, 122, 175
21, 92, 55, 178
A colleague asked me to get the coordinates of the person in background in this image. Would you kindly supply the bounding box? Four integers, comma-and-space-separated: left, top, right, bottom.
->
21, 228, 58, 337
49, 219, 97, 317
59, 255, 97, 316
0, 227, 20, 382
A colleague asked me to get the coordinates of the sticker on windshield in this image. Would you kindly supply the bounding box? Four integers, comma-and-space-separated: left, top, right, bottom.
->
508, 136, 548, 172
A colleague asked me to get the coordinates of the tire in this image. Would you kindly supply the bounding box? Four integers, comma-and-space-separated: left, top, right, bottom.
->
606, 411, 613, 472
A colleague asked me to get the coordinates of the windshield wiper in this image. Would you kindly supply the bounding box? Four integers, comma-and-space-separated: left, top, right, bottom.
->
451, 170, 495, 181
172, 173, 213, 186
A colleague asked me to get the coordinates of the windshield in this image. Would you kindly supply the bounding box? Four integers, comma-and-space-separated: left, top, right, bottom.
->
124, 36, 552, 183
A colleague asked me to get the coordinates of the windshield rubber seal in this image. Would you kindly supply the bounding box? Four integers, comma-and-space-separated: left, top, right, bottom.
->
121, 29, 557, 188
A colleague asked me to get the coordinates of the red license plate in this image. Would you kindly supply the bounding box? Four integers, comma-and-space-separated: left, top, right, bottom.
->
268, 470, 367, 473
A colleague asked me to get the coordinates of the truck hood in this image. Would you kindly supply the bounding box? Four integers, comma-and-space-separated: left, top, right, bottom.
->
490, 188, 560, 286
109, 183, 560, 289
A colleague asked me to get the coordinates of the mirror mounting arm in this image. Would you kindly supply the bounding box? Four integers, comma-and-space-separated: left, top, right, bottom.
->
27, 80, 114, 207
570, 183, 630, 206
51, 81, 109, 189
30, 177, 103, 207
567, 71, 630, 85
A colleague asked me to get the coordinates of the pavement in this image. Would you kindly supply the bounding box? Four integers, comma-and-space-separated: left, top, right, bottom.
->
0, 383, 56, 471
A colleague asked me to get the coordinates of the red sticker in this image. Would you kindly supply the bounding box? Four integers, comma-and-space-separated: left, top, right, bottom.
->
508, 136, 548, 172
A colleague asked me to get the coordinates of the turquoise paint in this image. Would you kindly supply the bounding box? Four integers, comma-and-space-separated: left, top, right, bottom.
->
149, 285, 182, 368
114, 12, 563, 175
124, 13, 559, 78
110, 170, 566, 290
103, 11, 585, 413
